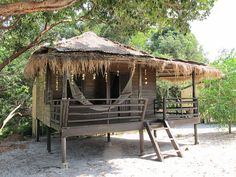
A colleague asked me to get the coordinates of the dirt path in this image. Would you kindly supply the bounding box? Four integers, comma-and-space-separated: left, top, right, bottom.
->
0, 124, 235, 177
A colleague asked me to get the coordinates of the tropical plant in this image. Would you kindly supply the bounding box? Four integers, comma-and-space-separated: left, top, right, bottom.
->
199, 55, 236, 132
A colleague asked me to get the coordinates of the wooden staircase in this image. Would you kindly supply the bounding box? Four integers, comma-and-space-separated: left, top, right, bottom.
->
144, 120, 183, 161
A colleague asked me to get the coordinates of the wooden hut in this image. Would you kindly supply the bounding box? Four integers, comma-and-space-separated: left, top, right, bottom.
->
24, 32, 221, 167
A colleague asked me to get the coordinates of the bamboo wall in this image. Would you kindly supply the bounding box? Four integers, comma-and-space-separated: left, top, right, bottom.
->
32, 75, 51, 132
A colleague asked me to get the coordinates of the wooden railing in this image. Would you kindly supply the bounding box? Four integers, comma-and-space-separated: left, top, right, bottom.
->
50, 98, 148, 128
154, 97, 199, 120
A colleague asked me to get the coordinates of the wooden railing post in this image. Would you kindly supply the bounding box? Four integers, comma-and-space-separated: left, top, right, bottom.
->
192, 70, 199, 145
139, 98, 147, 156
163, 97, 167, 121
141, 98, 148, 122
61, 98, 69, 127
64, 99, 70, 127
194, 98, 199, 117
59, 100, 63, 128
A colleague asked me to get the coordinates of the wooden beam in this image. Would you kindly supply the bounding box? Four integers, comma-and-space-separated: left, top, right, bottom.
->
138, 64, 142, 98
61, 122, 143, 137
106, 72, 111, 142
35, 118, 40, 142
167, 117, 200, 127
158, 74, 190, 78
45, 66, 52, 103
62, 71, 68, 99
61, 136, 68, 168
47, 126, 51, 153
61, 71, 68, 127
138, 65, 144, 155
139, 129, 144, 156
192, 70, 196, 98
192, 70, 199, 145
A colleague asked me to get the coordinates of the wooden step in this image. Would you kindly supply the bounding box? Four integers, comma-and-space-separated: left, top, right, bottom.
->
144, 120, 183, 161
163, 120, 183, 158
144, 122, 163, 162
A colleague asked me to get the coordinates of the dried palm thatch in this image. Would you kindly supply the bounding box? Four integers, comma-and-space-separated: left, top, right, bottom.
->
24, 32, 222, 82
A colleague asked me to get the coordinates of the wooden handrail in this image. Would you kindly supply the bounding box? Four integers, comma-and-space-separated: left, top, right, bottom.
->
50, 98, 148, 127
155, 97, 199, 120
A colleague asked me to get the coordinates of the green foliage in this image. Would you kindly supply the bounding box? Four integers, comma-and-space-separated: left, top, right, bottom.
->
129, 28, 206, 62
149, 28, 206, 62
155, 79, 181, 109
0, 53, 32, 138
199, 56, 236, 125
77, 0, 216, 42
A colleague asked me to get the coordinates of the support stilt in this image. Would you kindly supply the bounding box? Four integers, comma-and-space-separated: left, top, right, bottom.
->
47, 126, 51, 153
107, 133, 112, 146
153, 130, 157, 138
61, 136, 68, 168
35, 119, 40, 142
107, 133, 111, 142
194, 124, 199, 145
139, 129, 144, 156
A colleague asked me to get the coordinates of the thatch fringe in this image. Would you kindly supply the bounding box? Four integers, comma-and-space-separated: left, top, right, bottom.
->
24, 52, 222, 82
24, 53, 111, 78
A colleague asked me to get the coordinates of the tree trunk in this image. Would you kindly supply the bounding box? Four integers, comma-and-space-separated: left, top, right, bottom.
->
0, 0, 77, 17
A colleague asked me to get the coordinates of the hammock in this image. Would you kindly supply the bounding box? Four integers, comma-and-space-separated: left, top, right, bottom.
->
69, 66, 135, 111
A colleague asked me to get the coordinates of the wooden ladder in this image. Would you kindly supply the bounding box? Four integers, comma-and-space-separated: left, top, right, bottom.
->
144, 120, 183, 161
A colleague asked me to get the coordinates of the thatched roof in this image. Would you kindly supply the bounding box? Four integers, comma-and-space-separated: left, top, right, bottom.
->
24, 31, 222, 82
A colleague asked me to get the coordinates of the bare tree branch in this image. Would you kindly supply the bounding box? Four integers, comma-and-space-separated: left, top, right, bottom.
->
0, 105, 21, 131
0, 0, 77, 17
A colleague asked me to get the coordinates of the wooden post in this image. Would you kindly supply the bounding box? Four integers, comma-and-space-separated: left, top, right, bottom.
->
46, 66, 52, 103
61, 71, 69, 167
138, 64, 144, 155
228, 120, 232, 134
35, 118, 40, 142
47, 126, 51, 153
138, 64, 142, 99
163, 97, 167, 121
154, 130, 157, 138
192, 70, 199, 145
61, 71, 68, 127
139, 129, 144, 156
32, 82, 37, 136
107, 133, 111, 142
62, 71, 68, 99
106, 72, 111, 143
61, 136, 68, 168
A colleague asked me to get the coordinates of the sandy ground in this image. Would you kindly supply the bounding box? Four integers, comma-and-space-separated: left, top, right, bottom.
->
0, 124, 235, 177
